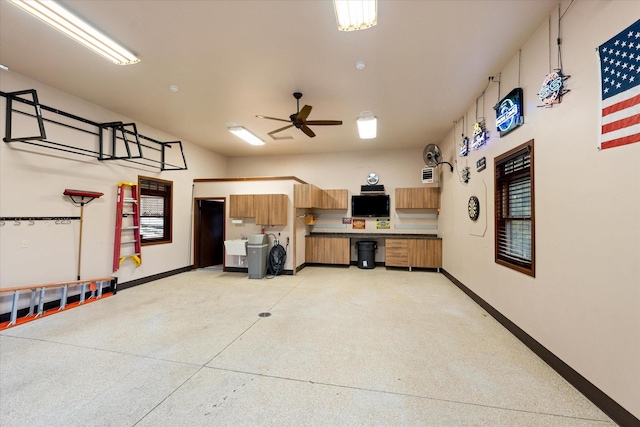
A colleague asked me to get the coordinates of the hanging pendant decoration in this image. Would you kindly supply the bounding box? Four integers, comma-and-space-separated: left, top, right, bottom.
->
538, 70, 570, 107
470, 120, 489, 151
459, 136, 469, 157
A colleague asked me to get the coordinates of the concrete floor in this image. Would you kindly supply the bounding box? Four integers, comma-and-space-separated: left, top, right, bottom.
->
0, 266, 614, 426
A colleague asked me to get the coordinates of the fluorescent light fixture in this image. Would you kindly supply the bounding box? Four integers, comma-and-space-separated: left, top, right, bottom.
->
228, 127, 265, 146
357, 116, 377, 139
8, 0, 140, 65
333, 0, 377, 31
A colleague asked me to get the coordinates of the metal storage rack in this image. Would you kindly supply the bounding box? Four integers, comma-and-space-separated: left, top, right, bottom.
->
1, 89, 187, 171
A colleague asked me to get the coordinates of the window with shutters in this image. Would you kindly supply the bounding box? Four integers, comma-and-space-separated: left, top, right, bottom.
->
139, 176, 172, 245
494, 140, 535, 277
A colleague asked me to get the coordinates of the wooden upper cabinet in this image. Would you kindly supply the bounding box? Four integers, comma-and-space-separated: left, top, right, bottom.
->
255, 194, 288, 225
229, 194, 255, 218
395, 187, 440, 209
294, 184, 322, 208
321, 189, 348, 210
294, 184, 348, 210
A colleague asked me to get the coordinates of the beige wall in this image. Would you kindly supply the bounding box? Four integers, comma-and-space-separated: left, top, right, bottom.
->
0, 72, 228, 294
436, 1, 639, 418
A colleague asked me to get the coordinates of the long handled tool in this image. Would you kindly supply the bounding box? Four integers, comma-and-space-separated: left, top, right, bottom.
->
63, 189, 103, 280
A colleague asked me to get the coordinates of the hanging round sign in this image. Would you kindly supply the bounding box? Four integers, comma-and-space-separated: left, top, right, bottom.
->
538, 71, 564, 105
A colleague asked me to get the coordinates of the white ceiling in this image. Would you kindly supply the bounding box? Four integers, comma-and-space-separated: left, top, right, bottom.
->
0, 0, 557, 158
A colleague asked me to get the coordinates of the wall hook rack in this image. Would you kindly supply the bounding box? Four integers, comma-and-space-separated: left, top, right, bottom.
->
0, 217, 81, 226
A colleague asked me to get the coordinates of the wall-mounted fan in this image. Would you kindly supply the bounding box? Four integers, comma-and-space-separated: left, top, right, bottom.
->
256, 92, 342, 138
423, 144, 453, 172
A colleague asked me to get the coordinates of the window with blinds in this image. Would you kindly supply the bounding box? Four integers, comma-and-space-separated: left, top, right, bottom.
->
139, 176, 173, 245
494, 140, 535, 277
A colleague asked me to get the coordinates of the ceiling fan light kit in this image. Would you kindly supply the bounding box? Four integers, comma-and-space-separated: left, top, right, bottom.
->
333, 0, 377, 32
357, 115, 377, 139
8, 0, 140, 65
228, 127, 264, 146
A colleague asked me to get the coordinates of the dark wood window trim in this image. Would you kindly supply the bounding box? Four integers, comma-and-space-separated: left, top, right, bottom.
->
139, 176, 173, 246
494, 139, 535, 277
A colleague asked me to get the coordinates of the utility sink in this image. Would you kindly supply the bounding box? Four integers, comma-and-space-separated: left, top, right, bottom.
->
224, 239, 248, 256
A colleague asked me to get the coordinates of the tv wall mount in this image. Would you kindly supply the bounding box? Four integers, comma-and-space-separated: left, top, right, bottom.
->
1, 89, 187, 171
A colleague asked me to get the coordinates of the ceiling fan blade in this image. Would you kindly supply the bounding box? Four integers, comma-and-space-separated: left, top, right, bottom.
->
268, 124, 294, 135
305, 120, 343, 126
256, 115, 291, 123
296, 105, 312, 122
300, 125, 316, 138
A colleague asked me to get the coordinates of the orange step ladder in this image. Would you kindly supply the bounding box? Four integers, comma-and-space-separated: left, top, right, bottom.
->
113, 182, 142, 272
1, 277, 116, 329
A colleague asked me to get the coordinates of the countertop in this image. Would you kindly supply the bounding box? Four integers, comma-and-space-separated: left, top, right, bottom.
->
307, 233, 440, 240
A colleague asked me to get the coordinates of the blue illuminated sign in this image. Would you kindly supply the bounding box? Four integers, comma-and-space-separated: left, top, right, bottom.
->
459, 136, 469, 157
495, 88, 524, 137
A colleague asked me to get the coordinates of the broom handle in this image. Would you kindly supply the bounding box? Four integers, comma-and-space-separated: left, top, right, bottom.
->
77, 204, 84, 280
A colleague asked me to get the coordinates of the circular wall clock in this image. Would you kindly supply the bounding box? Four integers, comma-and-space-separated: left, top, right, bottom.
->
468, 196, 480, 221
367, 173, 379, 185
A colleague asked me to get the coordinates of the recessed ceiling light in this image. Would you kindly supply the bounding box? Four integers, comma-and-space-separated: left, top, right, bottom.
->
0, 64, 8, 71
356, 61, 365, 70
169, 85, 179, 92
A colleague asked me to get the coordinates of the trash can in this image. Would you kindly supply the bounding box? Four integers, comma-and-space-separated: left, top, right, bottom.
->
356, 241, 377, 269
247, 234, 269, 279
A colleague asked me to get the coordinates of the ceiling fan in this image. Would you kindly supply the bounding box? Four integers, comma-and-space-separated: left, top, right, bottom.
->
256, 92, 342, 138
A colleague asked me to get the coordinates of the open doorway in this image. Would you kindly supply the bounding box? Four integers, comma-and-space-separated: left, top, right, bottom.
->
194, 198, 225, 270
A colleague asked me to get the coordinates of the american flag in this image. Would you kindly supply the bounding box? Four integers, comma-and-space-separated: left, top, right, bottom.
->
598, 19, 640, 150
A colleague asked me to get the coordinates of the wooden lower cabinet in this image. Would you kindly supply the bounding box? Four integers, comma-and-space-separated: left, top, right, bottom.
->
385, 239, 409, 267
408, 239, 442, 268
385, 238, 442, 269
305, 237, 350, 265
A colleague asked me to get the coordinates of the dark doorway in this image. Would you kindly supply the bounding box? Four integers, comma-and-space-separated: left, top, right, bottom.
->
194, 199, 225, 269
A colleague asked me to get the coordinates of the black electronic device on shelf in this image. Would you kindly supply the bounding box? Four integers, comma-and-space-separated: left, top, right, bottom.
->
360, 184, 385, 193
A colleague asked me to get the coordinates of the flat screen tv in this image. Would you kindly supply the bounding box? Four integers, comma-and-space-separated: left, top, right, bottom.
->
351, 195, 390, 218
